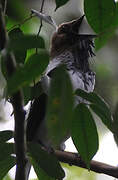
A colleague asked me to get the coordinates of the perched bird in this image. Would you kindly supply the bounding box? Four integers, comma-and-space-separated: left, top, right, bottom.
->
26, 9, 96, 179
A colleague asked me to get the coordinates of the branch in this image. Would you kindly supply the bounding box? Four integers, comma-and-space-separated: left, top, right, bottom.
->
0, 3, 27, 180
55, 150, 118, 178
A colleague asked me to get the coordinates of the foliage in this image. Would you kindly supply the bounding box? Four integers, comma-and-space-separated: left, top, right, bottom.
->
0, 0, 118, 179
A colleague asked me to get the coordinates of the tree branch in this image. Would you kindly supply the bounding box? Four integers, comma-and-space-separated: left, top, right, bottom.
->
0, 2, 27, 180
55, 150, 118, 178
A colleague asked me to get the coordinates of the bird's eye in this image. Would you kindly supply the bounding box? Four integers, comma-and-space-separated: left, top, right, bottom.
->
61, 25, 68, 31
58, 24, 68, 34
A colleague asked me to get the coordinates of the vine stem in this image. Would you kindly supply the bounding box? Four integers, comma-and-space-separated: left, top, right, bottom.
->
36, 0, 45, 54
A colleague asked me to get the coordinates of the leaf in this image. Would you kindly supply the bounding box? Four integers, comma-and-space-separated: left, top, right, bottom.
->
0, 156, 16, 180
8, 35, 45, 52
75, 89, 113, 131
28, 142, 65, 179
30, 157, 55, 180
95, 30, 115, 50
23, 85, 31, 105
71, 104, 99, 167
8, 28, 27, 64
0, 143, 14, 161
84, 0, 116, 33
23, 82, 43, 105
46, 66, 74, 148
6, 0, 27, 21
0, 143, 15, 179
7, 51, 49, 95
55, 0, 69, 11
90, 104, 113, 132
0, 131, 13, 143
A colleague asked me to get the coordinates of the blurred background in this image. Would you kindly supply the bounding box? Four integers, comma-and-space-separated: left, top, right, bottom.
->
1, 0, 118, 179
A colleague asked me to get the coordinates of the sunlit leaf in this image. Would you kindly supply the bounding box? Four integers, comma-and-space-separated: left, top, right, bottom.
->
46, 66, 74, 148
55, 0, 69, 10
7, 51, 49, 95
0, 131, 13, 143
71, 104, 99, 167
28, 143, 65, 179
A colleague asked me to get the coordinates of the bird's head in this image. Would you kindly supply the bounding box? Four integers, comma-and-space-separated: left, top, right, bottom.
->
31, 9, 96, 59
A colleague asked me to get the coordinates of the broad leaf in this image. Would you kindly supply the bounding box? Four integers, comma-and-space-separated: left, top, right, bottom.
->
0, 131, 13, 143
6, 0, 27, 21
7, 51, 49, 94
75, 89, 113, 131
90, 104, 113, 132
46, 66, 74, 148
8, 28, 27, 64
55, 0, 69, 10
28, 143, 65, 179
95, 30, 115, 50
71, 104, 99, 167
30, 156, 55, 180
84, 0, 116, 33
23, 82, 43, 105
8, 35, 45, 52
0, 156, 16, 180
0, 143, 15, 179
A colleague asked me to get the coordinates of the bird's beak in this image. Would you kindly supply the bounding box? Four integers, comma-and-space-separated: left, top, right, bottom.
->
31, 9, 58, 30
70, 15, 97, 39
70, 15, 85, 34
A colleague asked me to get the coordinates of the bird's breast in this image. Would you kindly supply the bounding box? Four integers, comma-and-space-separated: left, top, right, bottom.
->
45, 50, 95, 93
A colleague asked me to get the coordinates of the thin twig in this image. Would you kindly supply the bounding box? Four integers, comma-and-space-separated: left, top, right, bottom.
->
0, 2, 27, 180
35, 0, 45, 54
55, 150, 118, 178
8, 14, 34, 32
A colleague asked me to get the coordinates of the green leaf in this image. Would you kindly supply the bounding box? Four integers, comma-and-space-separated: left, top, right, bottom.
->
46, 66, 74, 148
90, 104, 113, 132
28, 143, 65, 179
23, 85, 31, 105
8, 35, 45, 52
6, 0, 27, 21
95, 30, 115, 50
71, 104, 99, 167
23, 82, 43, 105
0, 131, 13, 143
0, 143, 14, 161
0, 143, 15, 179
75, 89, 113, 131
84, 0, 116, 33
8, 28, 27, 64
30, 156, 55, 180
0, 156, 16, 180
7, 51, 49, 95
55, 0, 69, 10
30, 82, 44, 100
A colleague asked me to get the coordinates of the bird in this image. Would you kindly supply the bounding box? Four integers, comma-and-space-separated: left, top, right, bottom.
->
26, 11, 96, 145
26, 10, 96, 179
